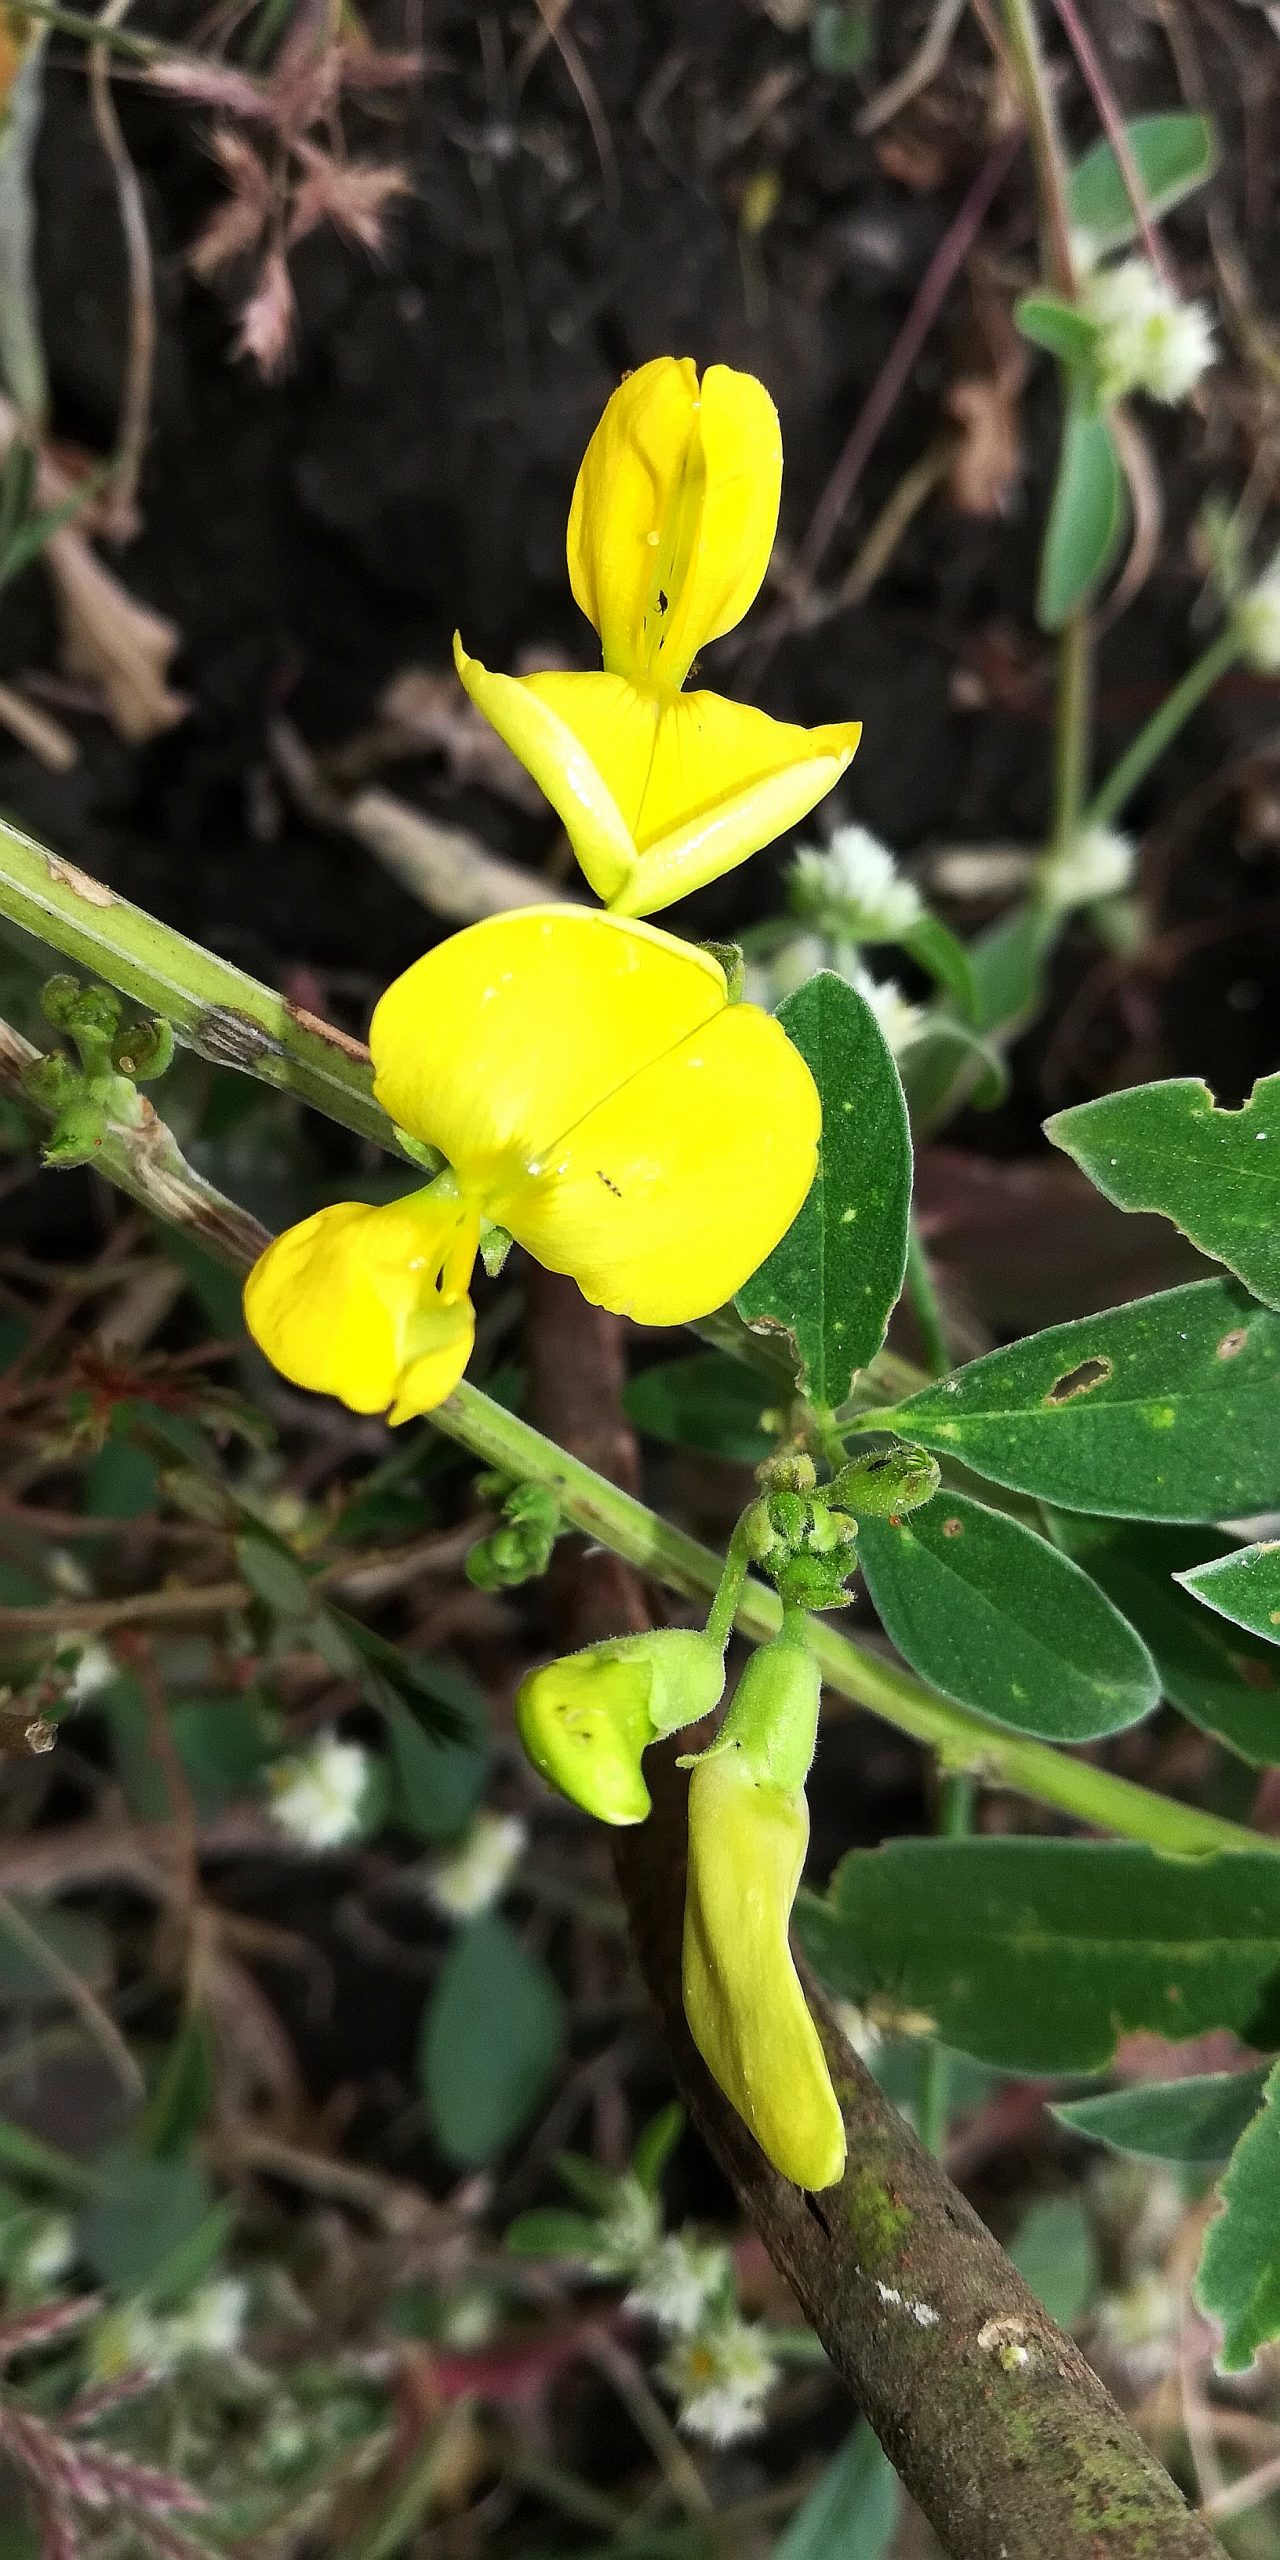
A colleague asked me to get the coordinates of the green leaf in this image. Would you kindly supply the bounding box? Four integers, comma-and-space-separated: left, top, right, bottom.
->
632, 2100, 683, 2194
856, 1492, 1158, 1741
1038, 392, 1125, 631
1047, 1072, 1280, 1313
420, 1916, 562, 2166
773, 2423, 898, 2560
1009, 2197, 1099, 2327
380, 1694, 489, 1840
798, 1840, 1280, 2072
1197, 2058, 1280, 2370
1178, 1543, 1280, 1649
236, 1525, 315, 1619
0, 2118, 97, 2198
623, 1351, 775, 1463
969, 904, 1056, 1038
139, 2012, 215, 2159
78, 2149, 217, 2298
504, 2208, 601, 2259
900, 914, 977, 1018
1058, 1520, 1280, 1764
0, 1901, 109, 2004
899, 1017, 1009, 1135
737, 972, 911, 1405
869, 1278, 1280, 1522
1055, 2067, 1271, 2163
1068, 111, 1217, 254
169, 1694, 267, 1813
1015, 294, 1100, 367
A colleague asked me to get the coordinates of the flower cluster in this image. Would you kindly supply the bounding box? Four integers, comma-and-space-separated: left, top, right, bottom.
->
1078, 256, 1215, 407
267, 1732, 374, 1848
1040, 825, 1137, 914
790, 825, 924, 942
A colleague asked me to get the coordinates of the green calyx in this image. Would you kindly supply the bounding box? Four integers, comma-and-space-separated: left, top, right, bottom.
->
681, 1624, 821, 1796
829, 1442, 941, 1520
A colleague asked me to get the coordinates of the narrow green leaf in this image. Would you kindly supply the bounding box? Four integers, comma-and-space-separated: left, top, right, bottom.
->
1068, 111, 1217, 254
0, 1902, 109, 2004
899, 1017, 1008, 1134
420, 1916, 561, 2166
737, 972, 911, 1405
78, 2150, 216, 2298
1197, 2058, 1280, 2369
1038, 392, 1126, 631
1055, 2068, 1271, 2163
857, 1492, 1158, 1741
1058, 1519, 1280, 1764
624, 1351, 774, 1462
504, 2209, 601, 2259
1047, 1072, 1280, 1312
0, 2119, 98, 2199
773, 2423, 898, 2560
798, 1841, 1280, 2072
968, 904, 1056, 1038
869, 1278, 1280, 1522
1179, 1543, 1280, 1649
900, 913, 977, 1018
632, 2101, 683, 2194
1015, 294, 1100, 367
236, 1526, 314, 1620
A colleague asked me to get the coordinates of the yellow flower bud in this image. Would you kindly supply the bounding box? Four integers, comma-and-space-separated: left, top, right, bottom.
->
682, 1643, 845, 2190
516, 1630, 725, 1826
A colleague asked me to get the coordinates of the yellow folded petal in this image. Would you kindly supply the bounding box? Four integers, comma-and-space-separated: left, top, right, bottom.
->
498, 990, 820, 1326
516, 1630, 725, 1827
567, 357, 782, 687
369, 904, 725, 1189
454, 645, 861, 914
243, 1188, 479, 1420
683, 1750, 846, 2191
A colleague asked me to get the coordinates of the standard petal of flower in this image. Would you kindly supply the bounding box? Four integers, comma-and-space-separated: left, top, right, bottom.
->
369, 904, 725, 1186
243, 1191, 478, 1417
567, 358, 782, 687
499, 1000, 820, 1326
683, 1756, 846, 2191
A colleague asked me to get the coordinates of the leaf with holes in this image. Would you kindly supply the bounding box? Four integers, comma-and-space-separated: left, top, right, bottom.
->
856, 1493, 1158, 1740
1068, 111, 1217, 254
1037, 392, 1125, 631
797, 1841, 1280, 2072
420, 1916, 561, 2166
1055, 2068, 1271, 2164
864, 1279, 1280, 1522
1047, 1073, 1280, 1313
1057, 1519, 1280, 1763
737, 972, 911, 1407
1179, 1544, 1280, 1650
1197, 2060, 1280, 2370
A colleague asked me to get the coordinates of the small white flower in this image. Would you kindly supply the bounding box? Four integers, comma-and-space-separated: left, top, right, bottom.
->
66, 1641, 116, 1704
661, 2315, 778, 2445
589, 2176, 663, 2278
850, 964, 927, 1056
1040, 825, 1136, 913
1235, 560, 1280, 671
268, 1733, 373, 1849
792, 826, 924, 940
87, 2303, 176, 2383
165, 2277, 249, 2360
1094, 2272, 1179, 2386
1081, 257, 1214, 405
18, 2215, 75, 2289
627, 2233, 731, 2336
833, 2000, 884, 2064
424, 1811, 527, 1921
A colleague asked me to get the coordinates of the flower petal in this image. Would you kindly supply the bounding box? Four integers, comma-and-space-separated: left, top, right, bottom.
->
567, 357, 782, 687
369, 904, 726, 1190
243, 1190, 478, 1419
499, 997, 820, 1325
455, 649, 861, 914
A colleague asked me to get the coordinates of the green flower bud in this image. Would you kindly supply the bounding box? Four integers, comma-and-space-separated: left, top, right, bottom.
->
112, 1016, 175, 1081
41, 1097, 110, 1167
21, 1052, 80, 1112
40, 975, 120, 1050
830, 1441, 941, 1521
516, 1629, 725, 1826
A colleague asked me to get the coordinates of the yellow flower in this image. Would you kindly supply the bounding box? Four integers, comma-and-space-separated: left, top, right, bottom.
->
682, 1639, 845, 2191
455, 357, 861, 917
244, 905, 819, 1421
517, 1630, 726, 1826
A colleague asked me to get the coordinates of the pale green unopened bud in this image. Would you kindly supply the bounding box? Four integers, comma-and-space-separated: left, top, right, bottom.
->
516, 1630, 725, 1826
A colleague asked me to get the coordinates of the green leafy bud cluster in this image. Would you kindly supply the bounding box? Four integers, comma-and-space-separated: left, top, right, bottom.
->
466, 1476, 562, 1589
22, 974, 175, 1169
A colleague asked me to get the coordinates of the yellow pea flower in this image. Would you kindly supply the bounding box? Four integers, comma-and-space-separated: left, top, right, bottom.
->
455, 357, 861, 918
682, 1636, 845, 2191
243, 904, 819, 1421
517, 1630, 726, 1825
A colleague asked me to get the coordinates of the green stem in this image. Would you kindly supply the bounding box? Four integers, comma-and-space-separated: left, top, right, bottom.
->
904, 1224, 950, 1381
916, 1772, 975, 2156
1050, 610, 1092, 854
703, 1520, 753, 1654
9, 2, 169, 55
0, 817, 408, 1159
1084, 626, 1242, 831
999, 0, 1075, 292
